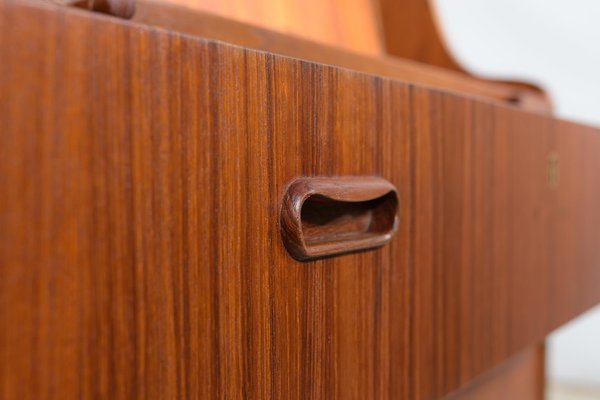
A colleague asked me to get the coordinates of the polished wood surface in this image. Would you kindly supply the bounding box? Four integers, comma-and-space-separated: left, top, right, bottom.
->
280, 177, 398, 260
87, 0, 135, 18
154, 0, 384, 55
2, 1, 600, 398
75, 0, 551, 112
132, 0, 550, 113
377, 0, 552, 112
379, 0, 460, 71
449, 345, 545, 400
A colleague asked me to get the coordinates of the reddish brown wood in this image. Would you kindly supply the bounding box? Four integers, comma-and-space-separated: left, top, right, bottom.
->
377, 0, 553, 113
70, 0, 549, 113
448, 344, 545, 400
132, 0, 550, 113
280, 177, 398, 260
2, 1, 600, 399
148, 0, 385, 55
377, 0, 461, 72
88, 0, 135, 18
56, 0, 135, 18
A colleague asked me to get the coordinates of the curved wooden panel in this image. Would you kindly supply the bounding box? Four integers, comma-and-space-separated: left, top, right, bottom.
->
378, 0, 553, 113
157, 0, 384, 55
379, 0, 461, 71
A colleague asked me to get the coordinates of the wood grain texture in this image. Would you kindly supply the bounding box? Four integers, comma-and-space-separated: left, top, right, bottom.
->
2, 1, 600, 399
280, 177, 398, 260
378, 0, 461, 72
150, 0, 384, 55
132, 0, 550, 113
447, 344, 545, 400
377, 0, 553, 113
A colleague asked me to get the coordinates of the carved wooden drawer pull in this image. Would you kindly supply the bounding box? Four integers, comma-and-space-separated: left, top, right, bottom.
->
280, 177, 399, 261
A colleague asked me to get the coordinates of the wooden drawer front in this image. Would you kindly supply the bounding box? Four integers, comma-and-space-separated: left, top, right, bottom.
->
2, 1, 600, 398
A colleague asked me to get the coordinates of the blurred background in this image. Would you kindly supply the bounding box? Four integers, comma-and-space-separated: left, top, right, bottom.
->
434, 0, 600, 398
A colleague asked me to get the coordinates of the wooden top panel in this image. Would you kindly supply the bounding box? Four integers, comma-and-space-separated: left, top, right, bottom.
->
132, 0, 550, 113
152, 0, 385, 55
1, 1, 600, 398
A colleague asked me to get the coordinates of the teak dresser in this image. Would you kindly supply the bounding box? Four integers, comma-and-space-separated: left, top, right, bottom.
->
1, 0, 599, 398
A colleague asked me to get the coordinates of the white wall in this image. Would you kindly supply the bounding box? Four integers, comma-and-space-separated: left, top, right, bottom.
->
433, 0, 600, 387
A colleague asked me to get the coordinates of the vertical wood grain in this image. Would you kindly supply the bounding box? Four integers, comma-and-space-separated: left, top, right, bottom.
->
2, 1, 600, 398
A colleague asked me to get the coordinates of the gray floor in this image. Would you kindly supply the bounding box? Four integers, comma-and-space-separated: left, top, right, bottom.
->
547, 382, 600, 400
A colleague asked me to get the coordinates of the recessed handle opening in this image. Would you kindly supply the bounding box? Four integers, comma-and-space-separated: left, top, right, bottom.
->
300, 193, 397, 245
280, 177, 399, 261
